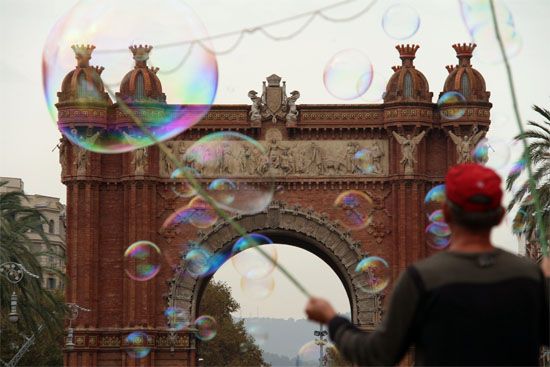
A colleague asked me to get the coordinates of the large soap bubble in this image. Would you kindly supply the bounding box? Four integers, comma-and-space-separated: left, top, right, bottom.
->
124, 240, 161, 282
324, 49, 373, 100
381, 4, 421, 40
43, 0, 218, 153
297, 340, 341, 366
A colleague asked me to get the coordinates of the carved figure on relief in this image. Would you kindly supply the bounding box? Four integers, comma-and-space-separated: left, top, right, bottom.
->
392, 130, 426, 174
285, 90, 300, 123
448, 127, 485, 164
248, 90, 263, 123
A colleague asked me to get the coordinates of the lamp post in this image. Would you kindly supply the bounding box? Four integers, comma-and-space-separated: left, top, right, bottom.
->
0, 262, 40, 323
314, 324, 329, 367
65, 303, 91, 350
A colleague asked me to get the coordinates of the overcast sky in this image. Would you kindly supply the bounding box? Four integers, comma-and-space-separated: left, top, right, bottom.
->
1, 0, 549, 318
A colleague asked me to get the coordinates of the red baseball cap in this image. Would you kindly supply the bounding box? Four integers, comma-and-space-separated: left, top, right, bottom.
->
445, 163, 503, 212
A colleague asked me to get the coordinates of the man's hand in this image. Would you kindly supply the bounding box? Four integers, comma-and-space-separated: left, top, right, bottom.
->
305, 297, 337, 324
541, 256, 550, 277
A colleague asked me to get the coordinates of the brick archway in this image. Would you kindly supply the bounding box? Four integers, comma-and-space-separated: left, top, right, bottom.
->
167, 201, 382, 331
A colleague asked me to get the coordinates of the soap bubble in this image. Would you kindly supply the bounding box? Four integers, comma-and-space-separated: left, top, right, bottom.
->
438, 91, 466, 120
324, 49, 373, 100
508, 158, 526, 177
185, 247, 228, 278
426, 222, 451, 249
125, 331, 150, 359
162, 196, 218, 230
334, 190, 374, 230
359, 74, 388, 103
164, 306, 189, 331
424, 184, 446, 217
124, 241, 161, 282
355, 256, 390, 294
471, 138, 511, 170
170, 167, 200, 198
354, 148, 377, 174
246, 324, 269, 346
194, 315, 217, 341
297, 340, 341, 366
381, 4, 421, 40
428, 209, 445, 223
232, 234, 276, 280
459, 0, 522, 64
241, 276, 275, 300
43, 0, 218, 153
183, 131, 274, 214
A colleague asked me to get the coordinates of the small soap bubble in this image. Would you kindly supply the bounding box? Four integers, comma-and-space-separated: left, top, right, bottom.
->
508, 158, 526, 176
124, 241, 161, 282
246, 324, 269, 346
334, 190, 374, 230
126, 331, 151, 359
240, 275, 275, 300
164, 307, 189, 331
354, 148, 377, 174
162, 197, 218, 230
185, 247, 228, 278
324, 49, 373, 100
297, 340, 341, 366
428, 209, 445, 223
170, 167, 200, 198
194, 315, 217, 341
438, 91, 466, 120
232, 234, 276, 280
381, 4, 421, 40
183, 132, 274, 214
471, 138, 511, 170
424, 184, 446, 217
426, 222, 451, 250
355, 256, 390, 294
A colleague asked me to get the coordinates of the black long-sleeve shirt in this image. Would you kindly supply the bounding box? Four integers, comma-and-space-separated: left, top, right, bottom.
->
329, 248, 549, 366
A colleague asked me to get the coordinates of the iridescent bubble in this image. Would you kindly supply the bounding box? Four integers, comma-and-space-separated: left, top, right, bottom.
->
428, 209, 445, 223
185, 247, 228, 278
194, 315, 217, 341
246, 324, 269, 346
508, 158, 526, 176
170, 167, 200, 198
459, 0, 522, 64
359, 74, 388, 103
183, 132, 274, 214
355, 256, 390, 294
381, 4, 421, 40
125, 331, 151, 359
232, 234, 276, 280
512, 209, 528, 235
471, 138, 511, 170
124, 241, 161, 281
43, 0, 218, 153
334, 190, 374, 230
324, 49, 373, 100
162, 197, 218, 230
297, 340, 341, 366
240, 275, 275, 300
424, 184, 446, 217
164, 306, 189, 331
354, 148, 376, 174
208, 178, 237, 206
438, 91, 466, 120
426, 222, 451, 249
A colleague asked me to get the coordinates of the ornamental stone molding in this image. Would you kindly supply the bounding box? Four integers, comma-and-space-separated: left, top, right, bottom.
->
167, 201, 383, 328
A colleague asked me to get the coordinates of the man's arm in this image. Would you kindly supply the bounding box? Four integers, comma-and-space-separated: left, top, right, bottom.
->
306, 267, 423, 366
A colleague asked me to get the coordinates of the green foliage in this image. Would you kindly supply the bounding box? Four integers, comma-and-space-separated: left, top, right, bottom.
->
0, 182, 68, 348
197, 280, 269, 366
506, 105, 550, 250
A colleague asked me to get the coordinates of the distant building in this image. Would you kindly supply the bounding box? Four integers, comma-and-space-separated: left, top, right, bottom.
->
0, 177, 66, 291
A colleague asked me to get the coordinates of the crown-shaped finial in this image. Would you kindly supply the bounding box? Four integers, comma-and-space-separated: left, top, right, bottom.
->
452, 43, 477, 58
445, 64, 457, 74
266, 74, 282, 87
391, 65, 402, 72
396, 44, 420, 59
71, 44, 96, 68
92, 66, 105, 75
129, 44, 153, 67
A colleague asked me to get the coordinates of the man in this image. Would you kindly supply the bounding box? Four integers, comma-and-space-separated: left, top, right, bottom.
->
306, 163, 549, 366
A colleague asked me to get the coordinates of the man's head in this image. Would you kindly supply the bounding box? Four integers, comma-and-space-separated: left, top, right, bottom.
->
444, 163, 505, 232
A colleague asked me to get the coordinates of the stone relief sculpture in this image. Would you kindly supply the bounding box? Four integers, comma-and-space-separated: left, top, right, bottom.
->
392, 130, 426, 174
132, 148, 148, 175
58, 138, 68, 176
247, 74, 301, 124
72, 127, 100, 176
160, 141, 176, 177
448, 127, 485, 164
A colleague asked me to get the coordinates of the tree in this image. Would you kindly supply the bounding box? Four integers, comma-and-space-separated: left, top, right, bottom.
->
506, 105, 550, 262
197, 280, 269, 366
0, 182, 68, 364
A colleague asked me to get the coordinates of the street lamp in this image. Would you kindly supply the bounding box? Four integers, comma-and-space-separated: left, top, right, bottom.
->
65, 303, 91, 350
314, 324, 329, 367
0, 262, 40, 323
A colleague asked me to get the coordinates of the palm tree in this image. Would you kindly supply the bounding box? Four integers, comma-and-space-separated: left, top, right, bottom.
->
0, 182, 68, 341
506, 105, 550, 262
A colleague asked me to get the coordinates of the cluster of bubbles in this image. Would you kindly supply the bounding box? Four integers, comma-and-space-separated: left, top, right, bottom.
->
123, 240, 161, 282
424, 185, 451, 249
43, 0, 218, 154
459, 0, 522, 64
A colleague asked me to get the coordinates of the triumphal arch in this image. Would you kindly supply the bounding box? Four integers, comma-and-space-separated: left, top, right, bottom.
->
57, 43, 491, 366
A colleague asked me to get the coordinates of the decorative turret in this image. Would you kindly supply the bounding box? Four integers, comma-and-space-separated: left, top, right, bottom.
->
117, 44, 166, 103
384, 44, 432, 103
442, 43, 490, 102
57, 44, 110, 103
